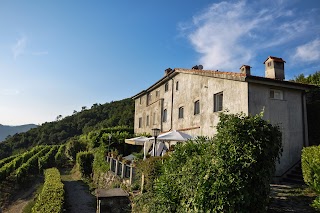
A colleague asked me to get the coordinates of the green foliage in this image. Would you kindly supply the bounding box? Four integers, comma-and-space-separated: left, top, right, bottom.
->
32, 168, 64, 213
15, 146, 52, 183
0, 154, 18, 168
38, 146, 59, 173
76, 151, 94, 177
0, 98, 134, 159
0, 146, 46, 182
301, 145, 320, 210
65, 137, 87, 161
55, 144, 66, 167
134, 113, 282, 213
93, 145, 109, 174
136, 156, 164, 193
292, 71, 320, 86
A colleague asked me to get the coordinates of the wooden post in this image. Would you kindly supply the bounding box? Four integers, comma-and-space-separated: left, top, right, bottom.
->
141, 173, 144, 193
121, 163, 125, 178
129, 165, 134, 185
115, 159, 119, 175
109, 158, 113, 172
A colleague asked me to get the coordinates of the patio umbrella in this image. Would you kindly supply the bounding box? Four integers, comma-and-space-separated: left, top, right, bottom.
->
157, 130, 192, 141
124, 136, 149, 146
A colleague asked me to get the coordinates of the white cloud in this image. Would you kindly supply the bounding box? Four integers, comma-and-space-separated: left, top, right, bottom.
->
293, 39, 320, 62
0, 89, 20, 96
181, 0, 317, 71
12, 36, 27, 59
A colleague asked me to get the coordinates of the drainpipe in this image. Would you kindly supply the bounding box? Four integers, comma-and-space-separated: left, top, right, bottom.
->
301, 92, 309, 147
160, 98, 164, 132
170, 78, 174, 131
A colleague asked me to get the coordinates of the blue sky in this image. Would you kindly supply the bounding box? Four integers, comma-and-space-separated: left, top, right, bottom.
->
0, 0, 319, 125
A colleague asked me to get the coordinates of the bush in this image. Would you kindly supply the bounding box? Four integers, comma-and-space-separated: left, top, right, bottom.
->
76, 151, 94, 177
301, 145, 320, 210
32, 168, 64, 213
134, 112, 282, 213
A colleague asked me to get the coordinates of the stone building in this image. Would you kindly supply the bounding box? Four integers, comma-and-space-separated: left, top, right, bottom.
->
132, 56, 314, 177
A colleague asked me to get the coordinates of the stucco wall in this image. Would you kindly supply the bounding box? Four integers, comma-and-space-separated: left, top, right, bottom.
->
134, 72, 249, 137
248, 83, 305, 176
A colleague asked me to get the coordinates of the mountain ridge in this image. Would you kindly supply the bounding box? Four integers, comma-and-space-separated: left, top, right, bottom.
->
0, 124, 38, 142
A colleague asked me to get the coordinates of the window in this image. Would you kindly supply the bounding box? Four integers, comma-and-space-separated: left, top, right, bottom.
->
163, 109, 167, 122
194, 100, 200, 115
146, 115, 149, 126
147, 93, 152, 105
156, 90, 159, 97
138, 117, 142, 128
165, 82, 169, 92
139, 97, 142, 104
270, 89, 283, 100
214, 92, 223, 112
178, 107, 184, 119
153, 112, 156, 125
176, 81, 179, 91
267, 62, 271, 67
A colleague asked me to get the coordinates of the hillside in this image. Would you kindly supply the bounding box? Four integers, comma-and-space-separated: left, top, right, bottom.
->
0, 98, 134, 159
0, 124, 38, 142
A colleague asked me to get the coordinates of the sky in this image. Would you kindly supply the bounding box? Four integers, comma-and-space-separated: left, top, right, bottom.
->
0, 0, 319, 126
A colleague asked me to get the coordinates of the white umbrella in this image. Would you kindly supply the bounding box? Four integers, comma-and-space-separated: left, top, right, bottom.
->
157, 130, 192, 141
124, 136, 149, 145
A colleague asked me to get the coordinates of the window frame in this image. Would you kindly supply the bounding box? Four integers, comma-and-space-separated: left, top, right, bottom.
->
163, 109, 167, 122
270, 89, 283, 100
178, 106, 184, 119
214, 92, 223, 112
194, 100, 200, 115
146, 115, 149, 126
138, 117, 142, 128
176, 81, 179, 91
165, 82, 169, 92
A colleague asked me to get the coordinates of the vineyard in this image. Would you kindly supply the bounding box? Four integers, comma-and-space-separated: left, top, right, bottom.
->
0, 145, 64, 184
0, 145, 67, 211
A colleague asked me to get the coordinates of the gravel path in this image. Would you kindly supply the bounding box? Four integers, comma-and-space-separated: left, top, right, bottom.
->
61, 170, 96, 213
268, 183, 317, 213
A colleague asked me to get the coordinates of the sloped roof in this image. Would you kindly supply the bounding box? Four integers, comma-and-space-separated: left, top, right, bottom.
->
132, 68, 316, 99
263, 56, 286, 64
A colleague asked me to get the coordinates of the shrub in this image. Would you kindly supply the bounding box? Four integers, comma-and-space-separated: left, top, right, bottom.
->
76, 151, 94, 177
301, 145, 320, 210
32, 168, 64, 213
134, 112, 282, 213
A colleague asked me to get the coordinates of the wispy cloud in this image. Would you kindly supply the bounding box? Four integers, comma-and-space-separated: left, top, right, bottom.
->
292, 39, 320, 62
32, 51, 49, 56
180, 0, 318, 71
0, 89, 21, 96
12, 36, 27, 59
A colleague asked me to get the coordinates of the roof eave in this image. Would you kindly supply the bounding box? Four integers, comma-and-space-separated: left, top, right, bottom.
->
245, 75, 318, 90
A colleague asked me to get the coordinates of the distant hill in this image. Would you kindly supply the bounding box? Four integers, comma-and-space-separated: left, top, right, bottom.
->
0, 124, 38, 142
0, 98, 134, 159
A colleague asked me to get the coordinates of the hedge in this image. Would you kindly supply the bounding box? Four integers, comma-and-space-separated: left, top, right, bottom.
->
76, 151, 94, 177
301, 145, 320, 210
32, 168, 64, 213
134, 112, 282, 213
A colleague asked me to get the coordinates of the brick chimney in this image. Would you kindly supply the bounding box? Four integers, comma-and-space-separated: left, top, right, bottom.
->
240, 65, 251, 75
264, 56, 286, 80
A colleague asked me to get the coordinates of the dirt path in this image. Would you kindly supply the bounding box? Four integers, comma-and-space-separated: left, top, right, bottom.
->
2, 177, 42, 213
268, 183, 317, 212
61, 170, 96, 213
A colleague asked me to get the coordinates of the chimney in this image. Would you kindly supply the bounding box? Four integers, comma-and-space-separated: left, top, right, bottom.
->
240, 65, 251, 75
263, 56, 286, 80
164, 68, 173, 76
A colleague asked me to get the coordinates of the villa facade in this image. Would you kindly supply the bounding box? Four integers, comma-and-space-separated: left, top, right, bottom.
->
132, 56, 313, 177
